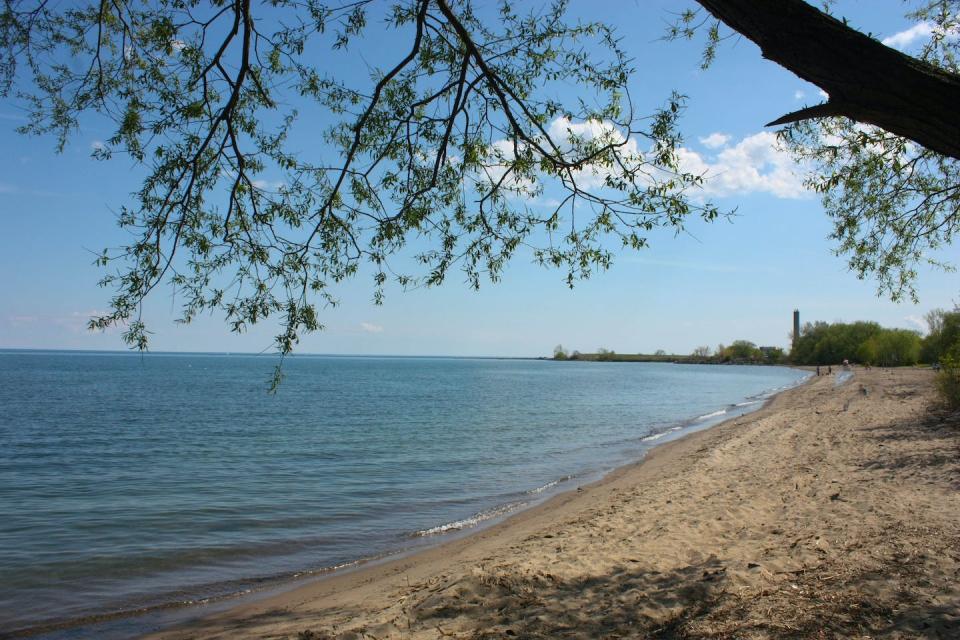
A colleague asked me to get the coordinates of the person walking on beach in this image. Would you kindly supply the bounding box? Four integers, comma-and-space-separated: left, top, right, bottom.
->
816, 366, 821, 376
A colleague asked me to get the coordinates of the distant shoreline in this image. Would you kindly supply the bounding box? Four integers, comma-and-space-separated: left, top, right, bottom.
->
543, 352, 779, 365
0, 347, 799, 365
0, 348, 542, 360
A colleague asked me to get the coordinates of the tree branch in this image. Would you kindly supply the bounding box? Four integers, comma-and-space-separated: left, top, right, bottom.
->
766, 101, 846, 127
697, 0, 960, 160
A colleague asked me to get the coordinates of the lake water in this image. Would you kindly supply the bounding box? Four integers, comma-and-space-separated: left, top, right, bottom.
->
0, 351, 806, 636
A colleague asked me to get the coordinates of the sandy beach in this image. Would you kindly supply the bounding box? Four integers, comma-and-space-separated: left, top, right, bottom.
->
147, 368, 959, 639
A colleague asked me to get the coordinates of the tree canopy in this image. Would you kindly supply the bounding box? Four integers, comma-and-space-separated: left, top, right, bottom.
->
2, 0, 957, 363
922, 307, 960, 364
925, 306, 960, 407
791, 320, 922, 366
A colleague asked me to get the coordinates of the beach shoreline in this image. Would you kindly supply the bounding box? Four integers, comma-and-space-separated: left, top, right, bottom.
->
4, 363, 803, 640
139, 366, 959, 639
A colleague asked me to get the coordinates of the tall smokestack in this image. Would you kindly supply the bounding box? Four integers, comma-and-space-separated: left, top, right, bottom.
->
793, 309, 800, 347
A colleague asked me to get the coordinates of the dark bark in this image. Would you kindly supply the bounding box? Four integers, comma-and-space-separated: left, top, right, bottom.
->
696, 0, 960, 160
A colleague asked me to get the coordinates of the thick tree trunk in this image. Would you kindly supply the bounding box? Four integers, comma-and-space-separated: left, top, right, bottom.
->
696, 0, 960, 160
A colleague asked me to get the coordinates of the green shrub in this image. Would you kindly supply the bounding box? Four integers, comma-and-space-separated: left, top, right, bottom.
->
936, 355, 960, 410
922, 310, 960, 364
596, 348, 616, 362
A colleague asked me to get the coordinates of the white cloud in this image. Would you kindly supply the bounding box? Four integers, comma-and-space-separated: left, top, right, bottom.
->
904, 314, 927, 333
882, 22, 934, 49
818, 89, 830, 100
483, 120, 804, 201
819, 122, 906, 158
58, 309, 112, 334
698, 132, 731, 149
546, 117, 637, 153
480, 117, 639, 194
676, 131, 807, 199
5, 310, 116, 334
545, 117, 640, 189
794, 90, 806, 101
360, 322, 384, 333
475, 138, 536, 193
251, 179, 284, 191
90, 140, 106, 153
73, 309, 110, 317
530, 196, 564, 209
7, 315, 38, 326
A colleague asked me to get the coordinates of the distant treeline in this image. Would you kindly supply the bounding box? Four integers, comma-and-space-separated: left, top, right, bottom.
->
551, 308, 960, 408
552, 342, 785, 365
552, 310, 960, 369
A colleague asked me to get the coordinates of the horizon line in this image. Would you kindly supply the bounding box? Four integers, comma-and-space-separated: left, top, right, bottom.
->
0, 347, 544, 360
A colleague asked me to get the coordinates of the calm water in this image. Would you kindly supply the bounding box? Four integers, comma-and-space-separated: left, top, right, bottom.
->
0, 351, 806, 635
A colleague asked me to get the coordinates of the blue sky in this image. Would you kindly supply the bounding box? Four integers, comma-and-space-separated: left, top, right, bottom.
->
0, 0, 956, 357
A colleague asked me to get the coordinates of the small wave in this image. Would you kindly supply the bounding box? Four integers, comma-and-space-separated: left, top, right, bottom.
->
526, 475, 574, 495
413, 501, 527, 537
529, 479, 560, 494
696, 409, 727, 421
834, 370, 854, 386
290, 558, 363, 579
641, 432, 668, 442
745, 376, 806, 401
735, 400, 762, 407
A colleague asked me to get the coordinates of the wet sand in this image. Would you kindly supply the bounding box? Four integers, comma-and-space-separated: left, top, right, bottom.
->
147, 368, 960, 639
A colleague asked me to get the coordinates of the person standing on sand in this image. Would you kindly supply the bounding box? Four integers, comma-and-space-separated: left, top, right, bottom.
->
816, 366, 821, 376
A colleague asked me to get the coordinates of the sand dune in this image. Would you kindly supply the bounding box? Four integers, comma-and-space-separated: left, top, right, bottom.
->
148, 368, 960, 639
